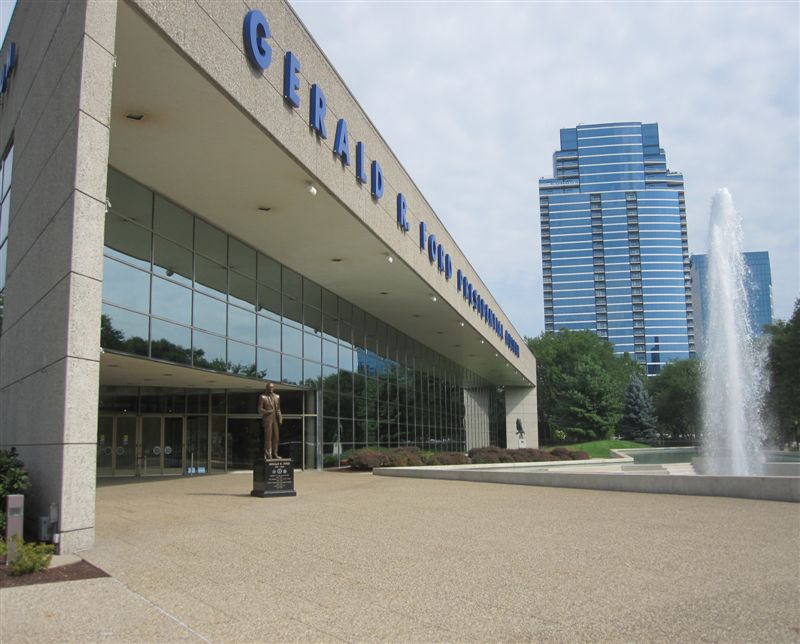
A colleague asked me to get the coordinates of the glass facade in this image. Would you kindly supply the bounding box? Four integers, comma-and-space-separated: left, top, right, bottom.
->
0, 143, 12, 332
691, 251, 773, 353
539, 122, 694, 374
101, 168, 503, 469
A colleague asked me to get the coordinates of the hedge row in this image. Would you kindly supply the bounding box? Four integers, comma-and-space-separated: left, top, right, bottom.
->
347, 447, 469, 470
467, 446, 590, 464
346, 445, 588, 470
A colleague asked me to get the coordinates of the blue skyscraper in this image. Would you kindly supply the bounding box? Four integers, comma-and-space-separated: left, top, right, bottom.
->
690, 251, 773, 353
539, 122, 694, 374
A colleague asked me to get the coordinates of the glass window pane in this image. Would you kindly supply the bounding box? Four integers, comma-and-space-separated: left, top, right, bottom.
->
303, 279, 321, 308
153, 236, 192, 286
282, 267, 301, 298
193, 330, 226, 371
257, 348, 281, 382
104, 211, 152, 269
339, 345, 353, 373
153, 195, 193, 247
228, 305, 255, 344
304, 359, 321, 387
323, 339, 338, 366
0, 240, 6, 291
258, 285, 281, 318
229, 272, 256, 309
150, 318, 192, 364
337, 298, 351, 321
0, 196, 9, 242
283, 295, 302, 326
257, 315, 280, 350
321, 289, 337, 315
229, 238, 256, 278
257, 253, 281, 290
1, 146, 12, 198
193, 291, 226, 335
107, 168, 152, 228
227, 340, 256, 376
304, 305, 322, 334
195, 219, 227, 264
282, 354, 302, 385
101, 304, 148, 356
102, 257, 151, 313
195, 255, 227, 298
304, 332, 321, 361
151, 276, 192, 325
282, 324, 302, 356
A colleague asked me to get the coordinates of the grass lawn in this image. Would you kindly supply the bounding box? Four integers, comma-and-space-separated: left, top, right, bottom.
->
541, 439, 650, 459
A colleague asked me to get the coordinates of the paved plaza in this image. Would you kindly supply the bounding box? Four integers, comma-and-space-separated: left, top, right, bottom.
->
1, 470, 798, 642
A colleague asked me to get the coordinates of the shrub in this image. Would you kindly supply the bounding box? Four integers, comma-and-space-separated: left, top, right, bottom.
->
0, 448, 31, 534
386, 447, 426, 467
347, 449, 391, 470
6, 536, 55, 576
570, 451, 591, 460
426, 452, 469, 466
468, 446, 515, 464
550, 447, 573, 460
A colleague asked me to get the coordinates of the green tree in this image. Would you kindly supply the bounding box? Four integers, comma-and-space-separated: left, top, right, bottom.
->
527, 330, 642, 444
648, 359, 700, 443
765, 299, 800, 448
618, 374, 659, 444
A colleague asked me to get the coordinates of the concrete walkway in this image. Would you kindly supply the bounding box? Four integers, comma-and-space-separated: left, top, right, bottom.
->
1, 470, 799, 642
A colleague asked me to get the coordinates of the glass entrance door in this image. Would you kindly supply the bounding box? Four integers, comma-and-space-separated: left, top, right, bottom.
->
97, 415, 184, 477
115, 416, 137, 476
139, 416, 184, 476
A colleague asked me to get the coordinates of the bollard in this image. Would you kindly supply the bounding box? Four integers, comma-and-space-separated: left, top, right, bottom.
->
5, 494, 24, 563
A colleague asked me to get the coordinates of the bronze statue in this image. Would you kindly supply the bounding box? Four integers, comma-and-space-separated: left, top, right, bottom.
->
258, 382, 282, 460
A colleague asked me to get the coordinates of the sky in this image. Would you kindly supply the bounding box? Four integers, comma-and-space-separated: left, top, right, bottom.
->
288, 0, 799, 338
1, 1, 798, 339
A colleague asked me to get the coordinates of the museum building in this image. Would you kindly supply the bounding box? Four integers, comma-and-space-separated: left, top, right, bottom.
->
0, 0, 536, 553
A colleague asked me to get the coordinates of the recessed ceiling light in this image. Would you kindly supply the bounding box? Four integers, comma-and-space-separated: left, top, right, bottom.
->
436, 331, 443, 335
125, 113, 144, 121
412, 314, 421, 318
380, 291, 389, 295
459, 321, 465, 327
307, 183, 317, 196
430, 295, 437, 303
258, 206, 272, 212
480, 340, 485, 344
331, 258, 343, 262
386, 255, 394, 264
162, 373, 173, 377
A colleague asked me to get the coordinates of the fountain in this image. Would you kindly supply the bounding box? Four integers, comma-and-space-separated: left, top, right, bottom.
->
700, 189, 769, 475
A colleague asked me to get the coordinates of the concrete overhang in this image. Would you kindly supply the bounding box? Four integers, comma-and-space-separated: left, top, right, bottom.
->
105, 2, 534, 388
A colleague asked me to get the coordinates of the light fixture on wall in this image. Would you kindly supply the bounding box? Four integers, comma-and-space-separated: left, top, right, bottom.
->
430, 295, 437, 303
385, 254, 394, 264
307, 183, 317, 196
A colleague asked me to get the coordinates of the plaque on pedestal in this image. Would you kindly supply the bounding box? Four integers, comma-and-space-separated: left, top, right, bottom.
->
251, 459, 297, 498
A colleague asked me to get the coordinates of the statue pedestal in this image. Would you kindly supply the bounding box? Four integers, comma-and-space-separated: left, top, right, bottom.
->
251, 459, 297, 498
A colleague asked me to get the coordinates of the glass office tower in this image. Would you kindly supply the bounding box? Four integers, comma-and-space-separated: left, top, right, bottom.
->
539, 122, 694, 374
690, 251, 773, 353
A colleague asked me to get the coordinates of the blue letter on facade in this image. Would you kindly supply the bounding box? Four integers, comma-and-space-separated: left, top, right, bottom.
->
283, 52, 301, 108
397, 193, 408, 231
419, 222, 427, 251
428, 234, 437, 263
310, 84, 327, 138
243, 10, 272, 70
445, 254, 452, 280
333, 119, 350, 166
371, 160, 384, 199
356, 142, 368, 184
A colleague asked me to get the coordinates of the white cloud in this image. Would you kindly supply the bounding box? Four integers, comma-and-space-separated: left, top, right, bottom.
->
298, 1, 798, 333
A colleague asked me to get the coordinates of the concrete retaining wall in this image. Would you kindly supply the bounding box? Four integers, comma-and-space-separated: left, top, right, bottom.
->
374, 466, 800, 503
